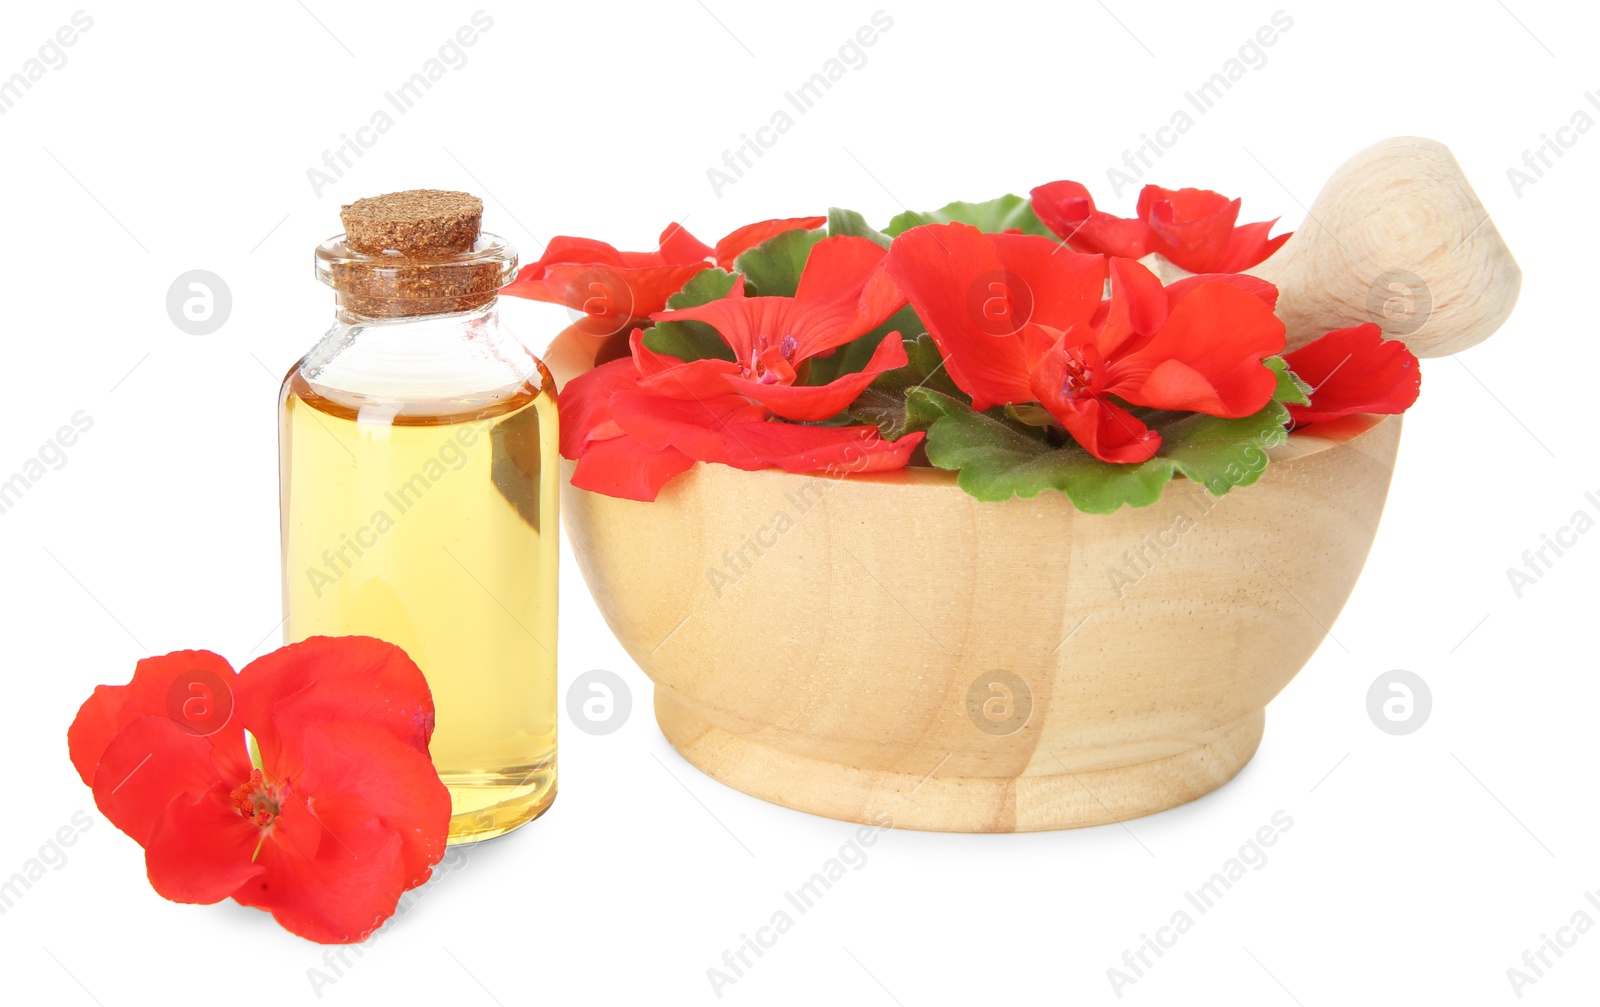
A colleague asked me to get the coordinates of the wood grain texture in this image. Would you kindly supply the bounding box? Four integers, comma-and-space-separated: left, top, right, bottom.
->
544, 134, 1513, 831
561, 411, 1404, 832
1245, 136, 1520, 357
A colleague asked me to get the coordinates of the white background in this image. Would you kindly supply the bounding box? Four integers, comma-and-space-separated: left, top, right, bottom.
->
1, 1, 1595, 1004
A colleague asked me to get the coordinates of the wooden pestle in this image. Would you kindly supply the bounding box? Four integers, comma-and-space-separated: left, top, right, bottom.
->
1246, 136, 1521, 358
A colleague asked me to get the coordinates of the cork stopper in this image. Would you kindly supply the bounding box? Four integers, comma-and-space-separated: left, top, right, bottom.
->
340, 190, 483, 255
316, 189, 515, 319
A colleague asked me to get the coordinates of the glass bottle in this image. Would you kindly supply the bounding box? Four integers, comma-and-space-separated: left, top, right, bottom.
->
278, 198, 558, 843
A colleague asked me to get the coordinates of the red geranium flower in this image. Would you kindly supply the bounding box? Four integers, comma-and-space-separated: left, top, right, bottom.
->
561, 235, 923, 500
68, 637, 450, 944
883, 222, 1286, 463
1282, 322, 1421, 426
1030, 181, 1289, 273
1027, 181, 1151, 261
711, 216, 827, 270
501, 216, 825, 333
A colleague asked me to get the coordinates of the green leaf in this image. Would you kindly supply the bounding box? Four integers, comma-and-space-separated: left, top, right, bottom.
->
732, 228, 826, 297
884, 194, 1054, 238
908, 364, 1300, 513
900, 333, 965, 399
641, 268, 738, 362
666, 267, 738, 310
845, 387, 921, 439
827, 207, 893, 249
838, 327, 969, 438
807, 304, 923, 387
1157, 403, 1292, 499
903, 381, 951, 434
863, 332, 965, 401
843, 332, 971, 438
1269, 354, 1313, 405
843, 381, 952, 448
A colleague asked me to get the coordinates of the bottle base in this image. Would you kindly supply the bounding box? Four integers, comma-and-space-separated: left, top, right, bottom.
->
443, 758, 558, 844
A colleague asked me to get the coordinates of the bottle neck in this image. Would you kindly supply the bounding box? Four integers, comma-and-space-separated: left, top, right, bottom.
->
302, 296, 541, 409
316, 231, 516, 320
333, 296, 501, 328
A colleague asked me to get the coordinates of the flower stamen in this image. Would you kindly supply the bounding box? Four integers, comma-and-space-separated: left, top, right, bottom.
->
1059, 349, 1093, 400
229, 768, 283, 830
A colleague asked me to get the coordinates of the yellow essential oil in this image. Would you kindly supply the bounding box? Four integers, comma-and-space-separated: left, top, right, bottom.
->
281, 190, 558, 843
280, 372, 558, 842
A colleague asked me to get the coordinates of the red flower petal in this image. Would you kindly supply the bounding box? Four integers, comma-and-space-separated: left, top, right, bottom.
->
569, 436, 697, 502
1283, 322, 1421, 425
653, 291, 791, 370
70, 638, 455, 947
233, 816, 408, 945
184, 718, 451, 944
529, 261, 708, 328
605, 378, 922, 481
1138, 186, 1241, 272
725, 422, 926, 474
610, 389, 769, 466
1031, 180, 1288, 273
989, 232, 1109, 333
725, 332, 907, 422
559, 356, 645, 458
1109, 281, 1286, 417
499, 236, 625, 308
68, 649, 238, 786
1163, 271, 1280, 311
1137, 358, 1258, 415
144, 785, 266, 904
235, 637, 436, 770
268, 720, 452, 893
657, 236, 903, 366
502, 226, 714, 322
882, 222, 1036, 409
636, 357, 744, 400
787, 236, 906, 358
1211, 218, 1290, 273
629, 324, 689, 376
90, 715, 250, 846
555, 227, 928, 496
1029, 180, 1149, 258
1092, 257, 1169, 358
657, 222, 715, 265
1038, 392, 1161, 464
789, 235, 887, 305
714, 216, 827, 270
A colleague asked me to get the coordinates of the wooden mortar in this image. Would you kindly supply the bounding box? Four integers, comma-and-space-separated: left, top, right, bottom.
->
550, 136, 1518, 831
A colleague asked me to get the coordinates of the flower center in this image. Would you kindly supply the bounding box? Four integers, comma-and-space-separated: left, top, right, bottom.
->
746, 335, 800, 386
229, 768, 283, 829
1059, 349, 1094, 400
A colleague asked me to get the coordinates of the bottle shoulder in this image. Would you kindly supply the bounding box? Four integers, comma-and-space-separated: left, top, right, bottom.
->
284, 304, 553, 425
